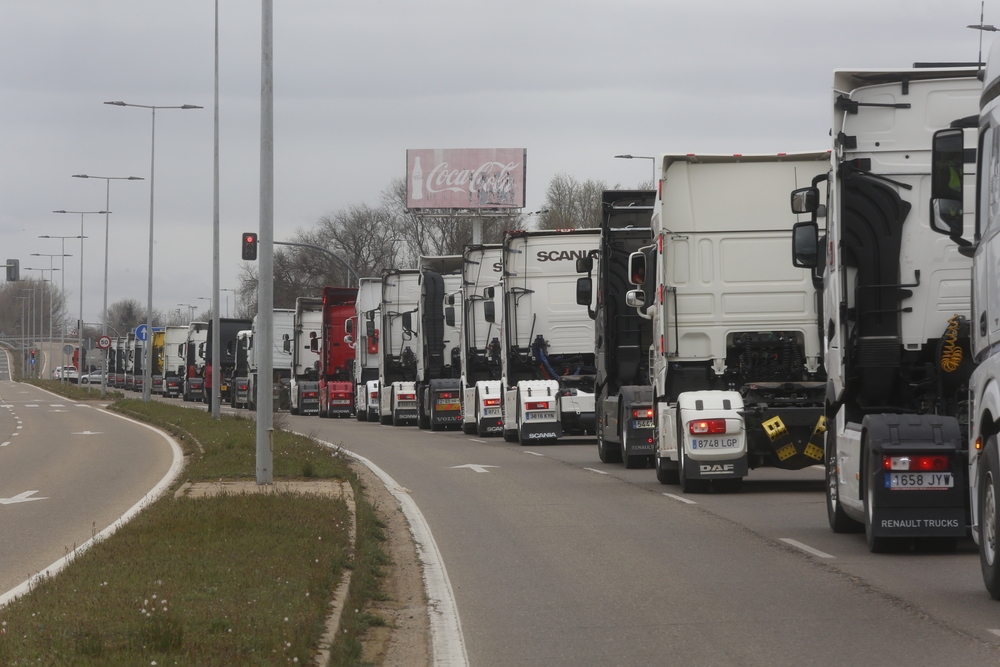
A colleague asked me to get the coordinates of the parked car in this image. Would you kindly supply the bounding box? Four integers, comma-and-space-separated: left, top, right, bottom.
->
79, 371, 106, 386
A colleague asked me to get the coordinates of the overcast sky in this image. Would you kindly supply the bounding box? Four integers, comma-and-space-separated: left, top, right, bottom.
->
0, 0, 992, 328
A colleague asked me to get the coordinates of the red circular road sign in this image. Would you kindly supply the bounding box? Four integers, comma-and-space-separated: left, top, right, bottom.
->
97, 335, 112, 350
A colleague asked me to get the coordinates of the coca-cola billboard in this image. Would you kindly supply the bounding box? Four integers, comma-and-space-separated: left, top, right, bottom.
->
406, 148, 526, 210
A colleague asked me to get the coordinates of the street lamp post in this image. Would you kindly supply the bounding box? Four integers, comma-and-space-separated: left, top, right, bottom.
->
14, 296, 29, 378
105, 100, 203, 401
614, 154, 657, 183
23, 270, 55, 377
72, 174, 144, 395
220, 288, 234, 317
38, 235, 79, 382
53, 210, 104, 381
28, 255, 64, 374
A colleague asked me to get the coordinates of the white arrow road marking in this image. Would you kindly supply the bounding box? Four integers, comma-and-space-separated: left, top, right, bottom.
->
0, 491, 48, 505
1, 442, 9, 447
523, 451, 544, 457
584, 468, 609, 475
72, 431, 103, 436
663, 493, 697, 505
450, 464, 498, 473
780, 538, 835, 559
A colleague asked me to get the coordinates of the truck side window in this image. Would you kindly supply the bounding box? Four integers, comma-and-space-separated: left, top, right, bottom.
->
985, 125, 999, 238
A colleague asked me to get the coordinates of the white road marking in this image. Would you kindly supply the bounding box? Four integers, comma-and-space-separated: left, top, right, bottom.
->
584, 468, 609, 475
16, 426, 22, 430
450, 464, 498, 473
24, 404, 38, 408
663, 493, 697, 505
988, 629, 1000, 638
0, 490, 48, 505
467, 439, 486, 444
50, 404, 65, 408
1, 442, 9, 447
523, 451, 544, 457
306, 435, 469, 666
71, 431, 102, 436
780, 538, 835, 559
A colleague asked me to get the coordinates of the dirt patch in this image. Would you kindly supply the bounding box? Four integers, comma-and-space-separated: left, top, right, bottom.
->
352, 460, 432, 666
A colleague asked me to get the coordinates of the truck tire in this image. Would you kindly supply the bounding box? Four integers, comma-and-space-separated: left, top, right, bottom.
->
678, 442, 708, 493
356, 406, 367, 422
597, 411, 622, 464
980, 436, 1000, 599
864, 436, 906, 553
379, 413, 392, 425
655, 455, 679, 485
417, 391, 430, 430
826, 440, 863, 533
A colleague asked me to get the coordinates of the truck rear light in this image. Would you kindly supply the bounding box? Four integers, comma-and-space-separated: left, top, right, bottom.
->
303, 391, 317, 398
689, 419, 726, 435
525, 401, 550, 410
483, 398, 500, 407
882, 455, 950, 472
371, 392, 379, 400
437, 391, 457, 399
333, 392, 351, 399
398, 393, 415, 400
632, 408, 653, 419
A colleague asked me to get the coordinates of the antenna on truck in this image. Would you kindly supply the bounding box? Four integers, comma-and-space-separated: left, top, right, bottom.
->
968, 0, 998, 73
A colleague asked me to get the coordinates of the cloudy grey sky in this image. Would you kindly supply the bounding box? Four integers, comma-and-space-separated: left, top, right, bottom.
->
0, 0, 991, 326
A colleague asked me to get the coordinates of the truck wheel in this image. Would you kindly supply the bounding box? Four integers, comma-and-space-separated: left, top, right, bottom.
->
417, 393, 430, 430
678, 444, 708, 493
597, 414, 622, 464
864, 440, 906, 553
826, 441, 863, 533
655, 455, 679, 485
379, 413, 392, 425
980, 436, 1000, 599
356, 407, 367, 422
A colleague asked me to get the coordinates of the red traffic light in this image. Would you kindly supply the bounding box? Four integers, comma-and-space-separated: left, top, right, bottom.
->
242, 232, 258, 260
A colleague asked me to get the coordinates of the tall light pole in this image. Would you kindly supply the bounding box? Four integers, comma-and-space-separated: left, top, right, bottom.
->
29, 253, 66, 374
220, 288, 234, 317
38, 235, 79, 382
53, 211, 104, 379
614, 154, 657, 184
72, 174, 144, 395
23, 270, 54, 377
178, 303, 196, 322
105, 100, 203, 401
14, 296, 29, 378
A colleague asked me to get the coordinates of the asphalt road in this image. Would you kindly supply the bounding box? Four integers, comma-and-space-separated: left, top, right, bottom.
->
0, 372, 178, 598
289, 414, 1000, 666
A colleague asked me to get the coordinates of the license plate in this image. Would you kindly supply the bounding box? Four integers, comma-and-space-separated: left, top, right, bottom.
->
633, 419, 654, 429
690, 437, 739, 450
397, 400, 416, 408
483, 408, 501, 416
886, 472, 954, 490
525, 411, 556, 420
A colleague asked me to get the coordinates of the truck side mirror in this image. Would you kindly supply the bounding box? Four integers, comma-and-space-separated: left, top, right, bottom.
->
445, 306, 455, 328
484, 301, 496, 323
930, 127, 965, 238
627, 252, 646, 286
446, 294, 455, 306
282, 333, 290, 353
576, 276, 593, 306
484, 286, 494, 299
791, 221, 819, 268
625, 290, 644, 308
576, 256, 593, 273
177, 344, 184, 356
366, 320, 375, 337
345, 318, 354, 335
402, 312, 413, 333
790, 186, 820, 215
309, 334, 319, 352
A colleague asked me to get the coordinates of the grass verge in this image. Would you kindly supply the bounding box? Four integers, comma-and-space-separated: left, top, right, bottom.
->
0, 399, 391, 666
23, 378, 125, 401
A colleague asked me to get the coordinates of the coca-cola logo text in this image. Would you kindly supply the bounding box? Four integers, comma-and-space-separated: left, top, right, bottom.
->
424, 161, 520, 206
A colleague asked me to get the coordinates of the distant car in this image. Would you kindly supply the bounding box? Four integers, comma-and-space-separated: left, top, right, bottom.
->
79, 371, 106, 386
51, 366, 63, 379
62, 366, 79, 382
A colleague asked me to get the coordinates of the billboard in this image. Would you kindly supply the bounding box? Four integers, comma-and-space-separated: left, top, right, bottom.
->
406, 148, 526, 210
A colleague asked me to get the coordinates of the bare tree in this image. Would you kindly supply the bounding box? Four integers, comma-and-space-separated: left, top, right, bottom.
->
105, 298, 145, 335
0, 278, 68, 342
537, 173, 614, 230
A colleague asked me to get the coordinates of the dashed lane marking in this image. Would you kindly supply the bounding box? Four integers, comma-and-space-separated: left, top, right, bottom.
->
663, 493, 697, 505
584, 468, 609, 475
780, 538, 835, 559
523, 451, 544, 457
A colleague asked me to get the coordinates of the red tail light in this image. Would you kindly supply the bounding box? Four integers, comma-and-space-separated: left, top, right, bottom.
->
398, 393, 415, 400
883, 455, 950, 472
371, 392, 379, 400
632, 408, 653, 419
689, 419, 726, 435
303, 392, 317, 398
483, 398, 500, 407
333, 392, 351, 399
437, 391, 457, 399
525, 401, 550, 410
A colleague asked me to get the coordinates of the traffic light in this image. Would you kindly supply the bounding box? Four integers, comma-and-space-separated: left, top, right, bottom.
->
242, 232, 258, 261
5, 258, 18, 281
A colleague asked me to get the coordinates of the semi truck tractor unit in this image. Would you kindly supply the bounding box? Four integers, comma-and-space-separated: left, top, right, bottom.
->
630, 152, 830, 492
182, 322, 208, 402
350, 277, 382, 422
416, 255, 464, 431
288, 298, 323, 416
576, 190, 657, 468
318, 287, 358, 418
499, 229, 600, 445
379, 269, 421, 426
151, 329, 165, 394
231, 329, 252, 409
460, 244, 504, 436
162, 325, 188, 398
793, 66, 980, 550
247, 309, 294, 411
202, 317, 253, 406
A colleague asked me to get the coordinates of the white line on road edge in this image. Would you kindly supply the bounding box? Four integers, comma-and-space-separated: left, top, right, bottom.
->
523, 451, 544, 457
584, 468, 609, 475
467, 439, 486, 444
780, 538, 835, 559
309, 435, 469, 667
988, 629, 1000, 637
663, 493, 697, 505
0, 408, 184, 609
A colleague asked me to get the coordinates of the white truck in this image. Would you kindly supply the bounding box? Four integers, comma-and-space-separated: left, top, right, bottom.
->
460, 244, 505, 436
287, 298, 323, 415
248, 309, 295, 411
162, 324, 188, 398
793, 66, 979, 551
182, 322, 208, 402
498, 229, 600, 445
349, 278, 382, 421
932, 49, 1000, 597
378, 269, 421, 426
630, 152, 830, 492
415, 255, 464, 431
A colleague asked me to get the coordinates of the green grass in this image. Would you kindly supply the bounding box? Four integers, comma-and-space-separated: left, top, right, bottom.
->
0, 399, 391, 666
23, 378, 125, 401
